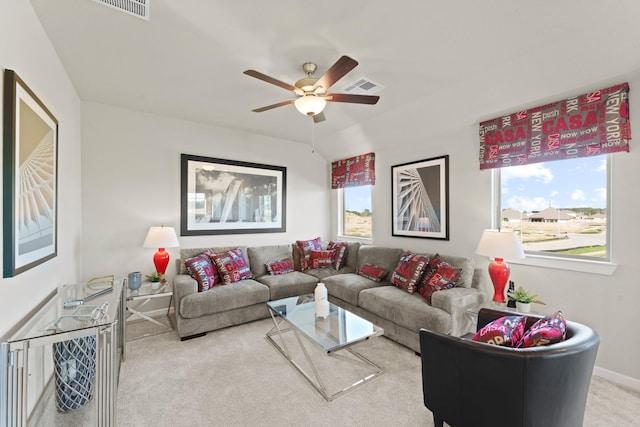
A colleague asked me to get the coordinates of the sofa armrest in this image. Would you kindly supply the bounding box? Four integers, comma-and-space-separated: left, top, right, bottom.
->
173, 274, 198, 316
431, 287, 486, 336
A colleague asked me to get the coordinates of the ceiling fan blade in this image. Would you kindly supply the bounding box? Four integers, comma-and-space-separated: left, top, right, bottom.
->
313, 111, 326, 123
313, 56, 358, 92
326, 93, 380, 105
251, 99, 295, 112
243, 70, 302, 94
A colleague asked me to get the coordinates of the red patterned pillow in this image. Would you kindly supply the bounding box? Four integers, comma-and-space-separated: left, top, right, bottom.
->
296, 237, 323, 270
473, 315, 527, 347
185, 253, 221, 292
358, 263, 388, 282
516, 311, 567, 348
266, 258, 294, 275
209, 248, 252, 284
328, 241, 349, 269
390, 252, 429, 294
417, 255, 462, 303
310, 250, 335, 269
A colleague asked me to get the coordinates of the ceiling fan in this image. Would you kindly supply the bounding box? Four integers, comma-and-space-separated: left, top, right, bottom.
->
243, 55, 380, 123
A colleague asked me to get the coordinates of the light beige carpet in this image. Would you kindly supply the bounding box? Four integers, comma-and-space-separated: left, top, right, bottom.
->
117, 318, 640, 427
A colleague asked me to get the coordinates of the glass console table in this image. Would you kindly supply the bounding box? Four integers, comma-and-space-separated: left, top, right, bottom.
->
0, 278, 125, 427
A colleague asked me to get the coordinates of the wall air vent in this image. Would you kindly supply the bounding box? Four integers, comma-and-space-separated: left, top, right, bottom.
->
92, 0, 150, 20
341, 77, 385, 95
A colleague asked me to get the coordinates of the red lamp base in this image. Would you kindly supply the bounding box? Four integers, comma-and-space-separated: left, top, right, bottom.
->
153, 248, 170, 275
488, 257, 511, 303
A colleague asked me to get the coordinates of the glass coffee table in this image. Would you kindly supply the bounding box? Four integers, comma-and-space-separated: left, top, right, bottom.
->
266, 295, 384, 401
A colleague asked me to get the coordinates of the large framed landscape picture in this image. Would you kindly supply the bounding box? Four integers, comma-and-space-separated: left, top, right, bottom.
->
3, 70, 59, 277
391, 155, 449, 240
181, 154, 286, 235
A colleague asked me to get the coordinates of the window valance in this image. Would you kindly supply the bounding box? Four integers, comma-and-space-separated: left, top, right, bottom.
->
331, 152, 375, 189
479, 83, 631, 170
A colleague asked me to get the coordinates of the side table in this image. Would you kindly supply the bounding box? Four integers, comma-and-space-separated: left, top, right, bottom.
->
126, 281, 173, 342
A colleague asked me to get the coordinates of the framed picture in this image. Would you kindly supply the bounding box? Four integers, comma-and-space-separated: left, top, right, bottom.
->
391, 155, 449, 240
3, 70, 59, 277
181, 154, 286, 235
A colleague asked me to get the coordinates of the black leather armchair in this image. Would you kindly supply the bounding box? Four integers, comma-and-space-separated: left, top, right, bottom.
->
420, 308, 600, 427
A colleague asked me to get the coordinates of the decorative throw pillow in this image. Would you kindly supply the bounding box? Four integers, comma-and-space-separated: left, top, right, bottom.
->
296, 237, 323, 270
473, 315, 527, 347
328, 241, 349, 269
358, 264, 388, 282
309, 249, 335, 269
516, 311, 567, 348
390, 252, 429, 294
266, 258, 294, 275
417, 255, 462, 303
209, 248, 252, 284
185, 253, 221, 292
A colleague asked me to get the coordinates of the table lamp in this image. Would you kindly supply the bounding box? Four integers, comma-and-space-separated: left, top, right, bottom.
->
475, 229, 525, 303
143, 226, 180, 276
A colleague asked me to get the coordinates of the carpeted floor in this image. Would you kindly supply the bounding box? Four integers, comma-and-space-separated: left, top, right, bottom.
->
117, 318, 640, 427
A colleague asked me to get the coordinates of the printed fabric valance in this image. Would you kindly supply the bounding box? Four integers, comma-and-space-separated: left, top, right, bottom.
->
331, 152, 375, 189
479, 83, 631, 170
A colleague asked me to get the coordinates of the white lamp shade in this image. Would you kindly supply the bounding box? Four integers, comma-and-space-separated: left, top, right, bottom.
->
143, 226, 179, 249
475, 229, 525, 260
294, 95, 326, 116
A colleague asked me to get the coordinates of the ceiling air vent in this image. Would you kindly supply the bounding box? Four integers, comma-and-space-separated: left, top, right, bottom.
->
341, 77, 385, 95
92, 0, 150, 20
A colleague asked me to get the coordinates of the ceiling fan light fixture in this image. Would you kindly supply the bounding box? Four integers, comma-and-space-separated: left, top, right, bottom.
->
295, 95, 326, 116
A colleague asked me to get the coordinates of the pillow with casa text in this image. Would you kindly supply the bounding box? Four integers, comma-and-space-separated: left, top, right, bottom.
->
390, 252, 429, 294
296, 237, 323, 270
266, 258, 294, 275
209, 248, 252, 284
357, 264, 388, 282
185, 253, 221, 292
472, 315, 527, 347
327, 240, 349, 269
516, 311, 567, 348
417, 254, 462, 303
309, 249, 335, 269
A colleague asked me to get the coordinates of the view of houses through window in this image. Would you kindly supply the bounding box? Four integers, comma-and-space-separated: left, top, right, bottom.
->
343, 185, 372, 238
498, 156, 608, 259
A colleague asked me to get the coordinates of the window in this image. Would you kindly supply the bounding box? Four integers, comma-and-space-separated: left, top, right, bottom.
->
496, 156, 609, 261
342, 185, 372, 238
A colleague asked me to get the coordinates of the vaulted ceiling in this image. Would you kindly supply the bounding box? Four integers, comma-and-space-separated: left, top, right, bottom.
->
29, 0, 640, 155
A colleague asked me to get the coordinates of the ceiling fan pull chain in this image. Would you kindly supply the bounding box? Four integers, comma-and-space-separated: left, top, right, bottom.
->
311, 119, 316, 154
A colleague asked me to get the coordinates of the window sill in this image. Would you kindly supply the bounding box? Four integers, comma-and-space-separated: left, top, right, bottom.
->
509, 254, 617, 276
336, 235, 373, 245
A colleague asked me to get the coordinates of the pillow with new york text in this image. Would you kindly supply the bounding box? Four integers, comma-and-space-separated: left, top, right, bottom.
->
473, 315, 527, 347
209, 248, 252, 284
266, 258, 294, 275
310, 249, 335, 269
516, 311, 567, 348
417, 255, 462, 303
185, 253, 221, 292
328, 241, 349, 269
358, 264, 388, 282
296, 237, 323, 270
390, 252, 429, 294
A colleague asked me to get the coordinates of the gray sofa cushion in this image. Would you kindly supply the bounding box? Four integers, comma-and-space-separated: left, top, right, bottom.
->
305, 265, 356, 280
359, 286, 452, 334
322, 273, 387, 306
255, 271, 318, 300
356, 246, 404, 273
247, 245, 293, 277
179, 279, 269, 319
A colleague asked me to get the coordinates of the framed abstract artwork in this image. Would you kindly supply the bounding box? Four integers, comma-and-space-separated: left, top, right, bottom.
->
391, 155, 449, 240
180, 154, 287, 235
3, 70, 59, 277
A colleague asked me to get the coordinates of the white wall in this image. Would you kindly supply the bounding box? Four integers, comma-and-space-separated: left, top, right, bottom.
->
0, 1, 82, 338
80, 102, 330, 281
325, 77, 640, 384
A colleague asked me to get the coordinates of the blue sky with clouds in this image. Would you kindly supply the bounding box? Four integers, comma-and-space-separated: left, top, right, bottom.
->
501, 156, 607, 211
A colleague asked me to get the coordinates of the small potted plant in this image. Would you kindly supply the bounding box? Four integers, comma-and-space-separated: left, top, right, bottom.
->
146, 272, 164, 290
507, 286, 545, 313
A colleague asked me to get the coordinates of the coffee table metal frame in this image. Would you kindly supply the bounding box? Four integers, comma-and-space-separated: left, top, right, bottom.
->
266, 296, 384, 402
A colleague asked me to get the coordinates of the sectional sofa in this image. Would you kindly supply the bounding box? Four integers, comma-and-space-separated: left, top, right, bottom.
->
172, 242, 487, 353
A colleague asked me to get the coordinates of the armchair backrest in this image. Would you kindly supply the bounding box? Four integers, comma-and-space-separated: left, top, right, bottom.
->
420, 308, 600, 427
